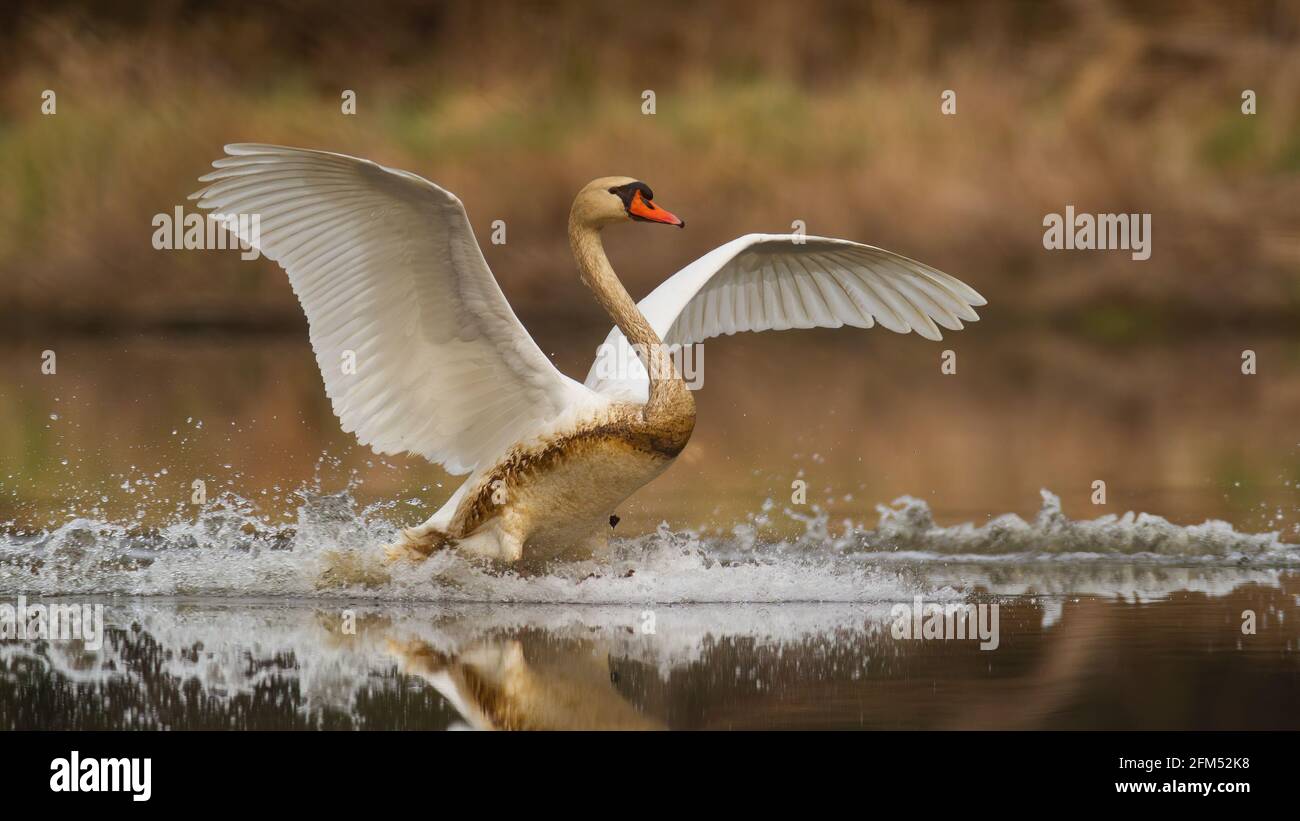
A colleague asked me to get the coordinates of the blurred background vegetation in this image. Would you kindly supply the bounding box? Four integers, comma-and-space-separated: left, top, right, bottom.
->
1, 0, 1298, 338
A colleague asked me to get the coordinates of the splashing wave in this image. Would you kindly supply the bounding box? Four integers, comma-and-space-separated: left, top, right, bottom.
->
0, 488, 1294, 601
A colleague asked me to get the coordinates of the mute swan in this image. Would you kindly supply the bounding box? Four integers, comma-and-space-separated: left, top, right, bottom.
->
193, 144, 986, 564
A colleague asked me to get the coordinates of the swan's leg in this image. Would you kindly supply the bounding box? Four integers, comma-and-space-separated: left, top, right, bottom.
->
455, 518, 525, 562
381, 485, 472, 563
383, 480, 474, 563
383, 521, 452, 563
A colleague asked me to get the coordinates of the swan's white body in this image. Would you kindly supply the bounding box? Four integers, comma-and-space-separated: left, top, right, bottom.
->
193, 144, 986, 565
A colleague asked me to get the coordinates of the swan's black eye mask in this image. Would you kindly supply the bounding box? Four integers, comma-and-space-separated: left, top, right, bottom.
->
608, 181, 685, 227
609, 182, 654, 209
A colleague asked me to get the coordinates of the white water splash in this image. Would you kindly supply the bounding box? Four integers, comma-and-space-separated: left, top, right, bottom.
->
0, 488, 1294, 602
859, 490, 1292, 559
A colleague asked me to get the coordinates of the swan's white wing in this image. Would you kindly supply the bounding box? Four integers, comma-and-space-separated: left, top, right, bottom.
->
585, 233, 986, 401
192, 144, 605, 475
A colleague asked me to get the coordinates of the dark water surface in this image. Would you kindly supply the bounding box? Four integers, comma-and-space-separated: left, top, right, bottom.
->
3, 571, 1298, 730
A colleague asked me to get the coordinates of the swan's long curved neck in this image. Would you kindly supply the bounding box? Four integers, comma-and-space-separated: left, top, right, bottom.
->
568, 217, 695, 447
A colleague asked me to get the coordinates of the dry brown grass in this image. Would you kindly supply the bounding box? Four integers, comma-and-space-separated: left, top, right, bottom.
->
1, 0, 1299, 336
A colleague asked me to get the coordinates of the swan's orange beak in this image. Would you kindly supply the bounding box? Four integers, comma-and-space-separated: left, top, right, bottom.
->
628, 190, 685, 228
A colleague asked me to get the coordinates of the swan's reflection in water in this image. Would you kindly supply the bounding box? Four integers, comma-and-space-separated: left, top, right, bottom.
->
386, 637, 661, 730
3, 565, 1299, 730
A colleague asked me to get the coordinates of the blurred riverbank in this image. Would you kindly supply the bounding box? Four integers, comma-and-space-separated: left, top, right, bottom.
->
1, 0, 1299, 337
